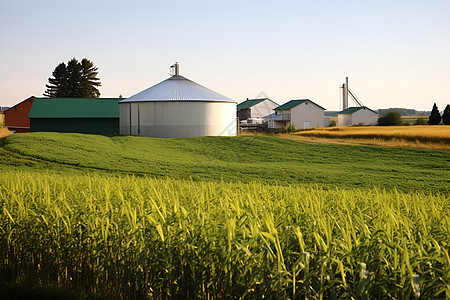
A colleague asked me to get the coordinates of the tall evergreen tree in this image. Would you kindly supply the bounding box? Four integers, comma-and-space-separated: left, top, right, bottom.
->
44, 58, 101, 98
43, 63, 68, 97
80, 58, 101, 97
428, 103, 441, 125
442, 104, 450, 125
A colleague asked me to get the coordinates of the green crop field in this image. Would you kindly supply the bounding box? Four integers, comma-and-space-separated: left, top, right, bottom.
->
1, 132, 449, 193
0, 132, 449, 299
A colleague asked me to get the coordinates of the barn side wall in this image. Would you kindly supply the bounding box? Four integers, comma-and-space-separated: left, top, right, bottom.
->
250, 100, 278, 119
30, 118, 119, 135
237, 109, 251, 121
120, 101, 237, 138
290, 102, 324, 129
5, 96, 34, 132
338, 114, 352, 126
352, 109, 378, 125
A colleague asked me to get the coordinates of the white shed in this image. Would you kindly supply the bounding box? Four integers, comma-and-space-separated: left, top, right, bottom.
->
119, 64, 237, 138
337, 107, 378, 126
268, 99, 325, 129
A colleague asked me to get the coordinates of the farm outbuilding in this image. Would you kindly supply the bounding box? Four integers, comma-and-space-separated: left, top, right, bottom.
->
4, 96, 35, 133
119, 63, 237, 138
267, 99, 326, 129
28, 98, 121, 134
237, 98, 279, 122
337, 107, 378, 126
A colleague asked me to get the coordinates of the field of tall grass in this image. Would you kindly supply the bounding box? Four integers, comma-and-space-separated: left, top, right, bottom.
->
2, 133, 448, 193
292, 125, 449, 150
1, 171, 449, 299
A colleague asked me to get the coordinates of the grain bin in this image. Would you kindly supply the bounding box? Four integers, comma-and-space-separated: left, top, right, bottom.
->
119, 63, 237, 137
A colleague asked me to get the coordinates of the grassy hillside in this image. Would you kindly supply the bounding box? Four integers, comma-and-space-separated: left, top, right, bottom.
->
1, 132, 448, 193
1, 133, 449, 298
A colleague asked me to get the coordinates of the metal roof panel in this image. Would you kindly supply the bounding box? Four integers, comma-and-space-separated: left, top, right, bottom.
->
275, 99, 326, 111
338, 106, 377, 115
237, 98, 279, 110
28, 98, 121, 118
120, 75, 236, 103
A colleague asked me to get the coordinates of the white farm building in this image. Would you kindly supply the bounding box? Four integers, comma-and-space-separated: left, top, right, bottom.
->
267, 99, 326, 129
337, 107, 378, 126
237, 98, 279, 122
119, 64, 237, 138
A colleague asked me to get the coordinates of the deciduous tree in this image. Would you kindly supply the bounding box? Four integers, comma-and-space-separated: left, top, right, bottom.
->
377, 112, 402, 126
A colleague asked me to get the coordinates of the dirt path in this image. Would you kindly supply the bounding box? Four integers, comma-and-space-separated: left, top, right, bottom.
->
279, 134, 364, 146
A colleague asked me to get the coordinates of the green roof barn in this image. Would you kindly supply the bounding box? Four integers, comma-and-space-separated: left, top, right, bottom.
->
28, 98, 121, 135
337, 106, 378, 126
236, 98, 278, 121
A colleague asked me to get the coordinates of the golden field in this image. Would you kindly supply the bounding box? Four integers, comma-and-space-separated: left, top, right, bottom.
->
0, 127, 12, 138
291, 125, 450, 150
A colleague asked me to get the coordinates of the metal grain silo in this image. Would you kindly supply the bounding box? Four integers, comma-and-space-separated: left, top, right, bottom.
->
119, 63, 237, 138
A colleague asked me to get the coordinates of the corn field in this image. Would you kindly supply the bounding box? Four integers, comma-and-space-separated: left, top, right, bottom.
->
1, 171, 449, 299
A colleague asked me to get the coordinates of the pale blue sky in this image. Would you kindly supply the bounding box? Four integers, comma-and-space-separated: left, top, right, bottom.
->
1, 0, 449, 111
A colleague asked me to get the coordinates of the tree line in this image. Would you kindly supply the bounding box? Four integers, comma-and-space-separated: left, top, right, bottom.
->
378, 103, 450, 126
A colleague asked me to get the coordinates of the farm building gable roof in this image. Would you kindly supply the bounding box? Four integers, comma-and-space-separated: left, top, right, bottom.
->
338, 106, 378, 115
237, 98, 278, 110
28, 98, 121, 118
275, 99, 326, 111
120, 75, 236, 103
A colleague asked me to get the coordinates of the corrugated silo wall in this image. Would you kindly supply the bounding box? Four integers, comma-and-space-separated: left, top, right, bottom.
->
120, 101, 236, 137
119, 103, 131, 135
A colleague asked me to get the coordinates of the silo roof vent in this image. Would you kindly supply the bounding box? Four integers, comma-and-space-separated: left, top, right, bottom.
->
170, 62, 180, 76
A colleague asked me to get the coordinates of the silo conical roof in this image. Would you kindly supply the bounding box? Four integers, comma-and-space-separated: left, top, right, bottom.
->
120, 75, 235, 103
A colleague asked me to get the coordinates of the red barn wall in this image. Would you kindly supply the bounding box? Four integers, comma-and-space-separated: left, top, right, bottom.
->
5, 96, 35, 133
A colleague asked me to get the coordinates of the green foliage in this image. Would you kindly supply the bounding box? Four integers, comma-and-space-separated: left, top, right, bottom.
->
413, 118, 428, 125
278, 123, 296, 133
329, 120, 336, 127
0, 172, 449, 299
44, 58, 101, 98
0, 282, 83, 300
377, 112, 403, 126
378, 108, 429, 116
1, 133, 449, 193
429, 103, 441, 125
442, 104, 450, 125
286, 123, 296, 132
